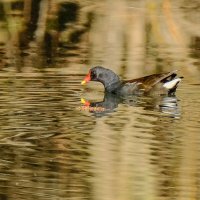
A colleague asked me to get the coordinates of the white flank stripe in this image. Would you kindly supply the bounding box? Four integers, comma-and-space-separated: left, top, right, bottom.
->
163, 78, 182, 89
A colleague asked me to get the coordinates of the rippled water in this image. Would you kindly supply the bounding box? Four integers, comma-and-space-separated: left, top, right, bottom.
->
0, 0, 200, 200
0, 71, 199, 200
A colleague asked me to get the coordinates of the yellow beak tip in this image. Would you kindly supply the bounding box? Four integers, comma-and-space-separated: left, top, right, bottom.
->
81, 80, 86, 85
81, 98, 86, 104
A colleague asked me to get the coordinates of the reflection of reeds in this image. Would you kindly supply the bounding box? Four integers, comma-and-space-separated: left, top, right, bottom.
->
0, 0, 199, 75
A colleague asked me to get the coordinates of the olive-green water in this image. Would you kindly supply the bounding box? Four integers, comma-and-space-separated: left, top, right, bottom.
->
0, 1, 200, 200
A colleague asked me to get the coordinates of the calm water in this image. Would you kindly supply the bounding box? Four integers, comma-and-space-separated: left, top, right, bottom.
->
0, 1, 200, 200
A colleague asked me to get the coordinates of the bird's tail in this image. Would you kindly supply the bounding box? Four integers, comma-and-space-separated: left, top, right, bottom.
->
163, 75, 184, 94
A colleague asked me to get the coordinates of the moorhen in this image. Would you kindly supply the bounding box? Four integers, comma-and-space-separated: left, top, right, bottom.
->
81, 66, 183, 95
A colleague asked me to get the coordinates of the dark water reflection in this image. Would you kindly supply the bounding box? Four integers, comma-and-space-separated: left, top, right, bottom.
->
0, 0, 200, 200
80, 93, 180, 118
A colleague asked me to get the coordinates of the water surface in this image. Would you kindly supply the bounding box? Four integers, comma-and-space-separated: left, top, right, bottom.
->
0, 1, 200, 200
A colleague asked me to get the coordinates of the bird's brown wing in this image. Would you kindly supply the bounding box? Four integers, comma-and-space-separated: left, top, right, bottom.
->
122, 70, 177, 92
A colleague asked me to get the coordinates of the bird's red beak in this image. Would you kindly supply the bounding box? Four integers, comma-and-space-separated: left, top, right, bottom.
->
81, 71, 91, 85
81, 98, 91, 106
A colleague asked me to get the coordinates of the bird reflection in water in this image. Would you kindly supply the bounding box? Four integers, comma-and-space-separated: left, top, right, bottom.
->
79, 93, 181, 118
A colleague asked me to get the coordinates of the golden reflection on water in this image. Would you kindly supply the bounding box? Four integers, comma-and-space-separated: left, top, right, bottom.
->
0, 0, 200, 200
0, 74, 199, 200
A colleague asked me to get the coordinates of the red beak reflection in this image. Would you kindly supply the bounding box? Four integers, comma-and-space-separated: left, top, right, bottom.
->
81, 71, 91, 85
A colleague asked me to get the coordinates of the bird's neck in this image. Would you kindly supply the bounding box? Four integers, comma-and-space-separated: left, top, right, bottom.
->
96, 68, 121, 93
104, 79, 121, 93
